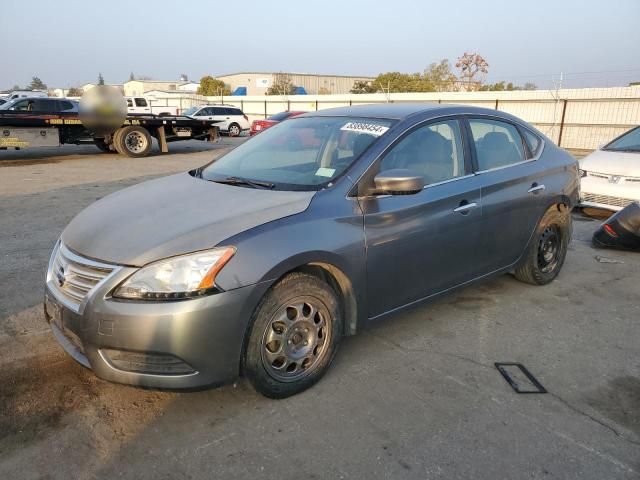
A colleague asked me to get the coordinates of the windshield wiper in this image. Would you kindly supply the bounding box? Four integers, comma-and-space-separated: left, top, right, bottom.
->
212, 176, 275, 189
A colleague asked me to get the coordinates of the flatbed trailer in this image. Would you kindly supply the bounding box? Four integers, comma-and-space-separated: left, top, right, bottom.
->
0, 111, 221, 157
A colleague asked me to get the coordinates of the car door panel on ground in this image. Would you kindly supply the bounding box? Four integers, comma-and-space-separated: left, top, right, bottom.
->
361, 118, 483, 318
465, 117, 548, 273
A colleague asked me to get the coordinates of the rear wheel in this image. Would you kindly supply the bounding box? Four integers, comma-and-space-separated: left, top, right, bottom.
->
243, 273, 342, 398
113, 125, 153, 158
514, 207, 571, 285
228, 123, 241, 137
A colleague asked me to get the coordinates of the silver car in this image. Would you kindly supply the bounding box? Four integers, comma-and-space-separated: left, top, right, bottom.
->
44, 104, 579, 398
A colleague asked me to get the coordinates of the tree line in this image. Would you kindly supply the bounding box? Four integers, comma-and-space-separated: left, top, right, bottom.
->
351, 53, 537, 94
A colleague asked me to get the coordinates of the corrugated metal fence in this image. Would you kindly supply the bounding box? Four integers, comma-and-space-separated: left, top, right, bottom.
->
148, 87, 640, 152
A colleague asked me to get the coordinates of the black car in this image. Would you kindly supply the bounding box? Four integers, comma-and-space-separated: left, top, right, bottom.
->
0, 97, 78, 113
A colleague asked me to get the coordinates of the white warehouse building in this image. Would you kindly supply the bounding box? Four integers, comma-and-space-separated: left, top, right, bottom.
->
215, 72, 374, 96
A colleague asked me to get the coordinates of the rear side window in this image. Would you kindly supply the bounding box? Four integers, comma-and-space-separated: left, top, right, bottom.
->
60, 101, 74, 111
469, 119, 525, 170
211, 107, 224, 115
230, 108, 243, 116
522, 129, 542, 158
135, 98, 148, 107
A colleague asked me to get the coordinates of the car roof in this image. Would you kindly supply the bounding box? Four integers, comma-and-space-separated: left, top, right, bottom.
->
301, 103, 509, 120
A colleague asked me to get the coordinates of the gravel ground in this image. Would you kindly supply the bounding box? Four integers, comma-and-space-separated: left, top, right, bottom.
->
0, 142, 638, 480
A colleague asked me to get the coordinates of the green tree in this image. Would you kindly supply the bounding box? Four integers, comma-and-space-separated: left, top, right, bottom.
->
350, 80, 376, 94
28, 76, 47, 90
197, 76, 231, 96
67, 87, 83, 97
11, 84, 20, 91
129, 72, 135, 81
267, 73, 296, 95
98, 73, 105, 85
423, 59, 457, 91
523, 82, 537, 90
371, 72, 435, 93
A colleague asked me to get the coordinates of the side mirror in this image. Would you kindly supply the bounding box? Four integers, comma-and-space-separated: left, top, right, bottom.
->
373, 169, 424, 195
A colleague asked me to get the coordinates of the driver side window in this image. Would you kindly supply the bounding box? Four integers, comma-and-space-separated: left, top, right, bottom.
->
380, 119, 466, 185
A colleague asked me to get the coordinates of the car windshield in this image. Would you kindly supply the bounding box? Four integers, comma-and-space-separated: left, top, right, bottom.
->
182, 106, 199, 116
200, 116, 395, 190
0, 99, 17, 110
603, 126, 640, 152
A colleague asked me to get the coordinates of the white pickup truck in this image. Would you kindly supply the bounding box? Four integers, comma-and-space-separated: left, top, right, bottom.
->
125, 96, 180, 116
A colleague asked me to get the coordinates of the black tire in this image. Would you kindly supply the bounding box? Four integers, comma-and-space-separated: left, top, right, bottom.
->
228, 123, 241, 137
93, 138, 111, 152
514, 207, 572, 285
243, 272, 342, 399
113, 125, 152, 158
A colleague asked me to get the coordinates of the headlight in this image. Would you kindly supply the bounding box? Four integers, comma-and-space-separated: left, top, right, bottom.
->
113, 247, 235, 300
578, 169, 588, 178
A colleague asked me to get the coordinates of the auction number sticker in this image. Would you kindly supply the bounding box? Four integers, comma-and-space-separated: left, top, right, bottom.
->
340, 122, 389, 136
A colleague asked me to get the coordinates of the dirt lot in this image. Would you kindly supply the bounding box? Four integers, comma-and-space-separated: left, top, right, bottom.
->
0, 142, 638, 480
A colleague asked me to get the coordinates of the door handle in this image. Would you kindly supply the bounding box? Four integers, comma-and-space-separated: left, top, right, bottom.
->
528, 184, 546, 194
453, 202, 478, 213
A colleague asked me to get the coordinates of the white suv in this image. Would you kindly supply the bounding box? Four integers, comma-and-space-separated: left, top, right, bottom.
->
183, 104, 250, 136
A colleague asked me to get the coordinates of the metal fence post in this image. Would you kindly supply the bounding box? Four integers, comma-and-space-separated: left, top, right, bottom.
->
557, 99, 568, 147
264, 100, 267, 119
495, 99, 499, 110
315, 100, 318, 111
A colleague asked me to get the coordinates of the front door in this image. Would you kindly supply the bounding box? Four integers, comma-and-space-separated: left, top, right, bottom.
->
361, 118, 483, 318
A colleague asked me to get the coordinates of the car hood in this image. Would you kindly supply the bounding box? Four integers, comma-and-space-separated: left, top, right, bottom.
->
579, 149, 640, 177
62, 173, 315, 266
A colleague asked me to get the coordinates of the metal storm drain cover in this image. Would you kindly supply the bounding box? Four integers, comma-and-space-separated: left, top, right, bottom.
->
495, 362, 547, 394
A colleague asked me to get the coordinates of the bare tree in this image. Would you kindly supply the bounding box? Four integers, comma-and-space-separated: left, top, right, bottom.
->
455, 53, 489, 91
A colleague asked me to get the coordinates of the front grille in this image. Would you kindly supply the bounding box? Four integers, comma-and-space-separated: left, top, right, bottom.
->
582, 192, 636, 209
49, 243, 116, 311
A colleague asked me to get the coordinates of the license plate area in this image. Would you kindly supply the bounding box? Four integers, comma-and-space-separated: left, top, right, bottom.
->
45, 294, 64, 330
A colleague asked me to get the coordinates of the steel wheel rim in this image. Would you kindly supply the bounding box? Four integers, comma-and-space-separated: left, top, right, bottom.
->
124, 131, 148, 153
537, 225, 560, 273
261, 296, 331, 382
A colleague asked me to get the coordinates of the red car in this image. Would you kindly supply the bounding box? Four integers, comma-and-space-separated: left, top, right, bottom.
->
250, 111, 305, 135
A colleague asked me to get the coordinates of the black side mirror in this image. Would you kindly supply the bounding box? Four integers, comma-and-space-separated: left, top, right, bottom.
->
373, 169, 424, 195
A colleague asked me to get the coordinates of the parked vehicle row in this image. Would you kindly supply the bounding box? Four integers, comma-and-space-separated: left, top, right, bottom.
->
44, 104, 579, 398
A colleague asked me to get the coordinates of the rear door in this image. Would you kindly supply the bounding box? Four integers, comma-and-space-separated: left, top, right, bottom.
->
362, 117, 484, 317
133, 97, 151, 114
212, 107, 231, 131
465, 117, 548, 273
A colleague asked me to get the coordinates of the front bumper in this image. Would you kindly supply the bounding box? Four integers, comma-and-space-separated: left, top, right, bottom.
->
44, 266, 269, 389
579, 175, 640, 211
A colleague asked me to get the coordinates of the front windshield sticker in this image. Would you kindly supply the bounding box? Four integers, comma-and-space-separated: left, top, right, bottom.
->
315, 167, 336, 177
340, 122, 389, 137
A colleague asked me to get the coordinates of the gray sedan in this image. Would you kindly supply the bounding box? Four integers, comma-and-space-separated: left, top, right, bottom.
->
44, 104, 579, 398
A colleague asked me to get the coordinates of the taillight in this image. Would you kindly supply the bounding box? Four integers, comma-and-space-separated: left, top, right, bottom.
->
243, 114, 248, 121
603, 224, 618, 237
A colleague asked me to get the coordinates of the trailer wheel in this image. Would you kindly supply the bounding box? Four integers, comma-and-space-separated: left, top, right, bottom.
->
114, 125, 153, 158
93, 138, 111, 152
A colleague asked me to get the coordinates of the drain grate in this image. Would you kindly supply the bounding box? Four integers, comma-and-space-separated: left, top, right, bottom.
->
495, 363, 547, 394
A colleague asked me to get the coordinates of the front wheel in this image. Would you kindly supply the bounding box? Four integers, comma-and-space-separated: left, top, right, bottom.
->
514, 207, 571, 285
228, 123, 241, 137
243, 273, 342, 398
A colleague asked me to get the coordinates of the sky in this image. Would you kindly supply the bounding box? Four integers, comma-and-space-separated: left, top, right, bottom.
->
1, 0, 639, 91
